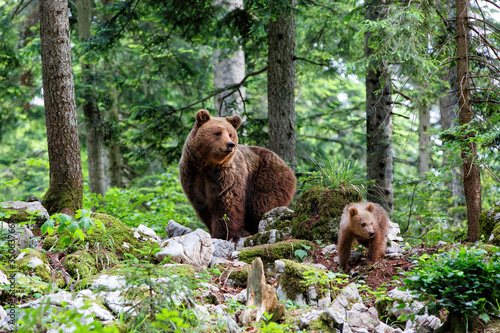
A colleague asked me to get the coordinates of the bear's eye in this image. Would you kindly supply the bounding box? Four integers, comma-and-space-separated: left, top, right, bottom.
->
215, 132, 222, 137
229, 133, 233, 138
361, 223, 366, 227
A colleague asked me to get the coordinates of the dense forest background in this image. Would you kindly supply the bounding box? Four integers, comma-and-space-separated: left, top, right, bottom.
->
0, 0, 499, 243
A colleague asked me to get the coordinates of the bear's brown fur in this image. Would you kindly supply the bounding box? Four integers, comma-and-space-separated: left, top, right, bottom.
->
337, 202, 389, 272
179, 109, 296, 240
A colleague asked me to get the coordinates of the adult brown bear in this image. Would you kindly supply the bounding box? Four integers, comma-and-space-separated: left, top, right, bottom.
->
179, 110, 296, 240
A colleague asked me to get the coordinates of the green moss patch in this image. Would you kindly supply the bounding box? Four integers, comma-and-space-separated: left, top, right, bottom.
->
277, 259, 330, 301
479, 204, 500, 241
238, 239, 315, 265
291, 186, 362, 242
15, 249, 51, 283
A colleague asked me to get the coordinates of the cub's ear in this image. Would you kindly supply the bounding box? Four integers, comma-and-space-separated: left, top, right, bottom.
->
366, 203, 375, 213
196, 109, 211, 127
349, 207, 358, 217
226, 115, 242, 129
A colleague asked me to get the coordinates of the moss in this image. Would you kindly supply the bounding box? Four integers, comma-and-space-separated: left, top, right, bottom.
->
64, 213, 158, 262
163, 264, 196, 278
291, 186, 362, 242
42, 181, 83, 216
226, 265, 249, 287
277, 259, 329, 301
238, 239, 315, 265
479, 205, 500, 240
375, 297, 395, 321
42, 236, 58, 250
243, 230, 285, 247
16, 249, 51, 283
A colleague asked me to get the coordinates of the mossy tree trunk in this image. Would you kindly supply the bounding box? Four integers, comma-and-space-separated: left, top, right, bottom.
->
40, 0, 83, 216
456, 0, 481, 242
268, 0, 296, 171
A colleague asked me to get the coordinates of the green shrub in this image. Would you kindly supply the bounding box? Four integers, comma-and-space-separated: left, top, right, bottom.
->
403, 246, 500, 332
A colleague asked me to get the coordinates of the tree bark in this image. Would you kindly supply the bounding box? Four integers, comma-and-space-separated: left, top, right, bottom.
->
267, 0, 296, 170
40, 0, 83, 215
456, 0, 481, 242
418, 102, 431, 176
365, 0, 394, 213
78, 0, 106, 197
213, 0, 245, 117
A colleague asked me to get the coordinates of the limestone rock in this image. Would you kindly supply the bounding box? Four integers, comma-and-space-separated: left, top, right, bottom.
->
133, 224, 161, 243
242, 258, 285, 325
0, 200, 49, 227
91, 275, 126, 291
258, 206, 294, 232
347, 303, 379, 332
165, 220, 192, 238
1, 221, 34, 256
212, 238, 236, 259
156, 228, 214, 269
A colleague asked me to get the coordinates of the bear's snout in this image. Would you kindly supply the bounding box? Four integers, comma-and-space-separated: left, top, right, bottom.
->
368, 231, 375, 238
226, 142, 236, 151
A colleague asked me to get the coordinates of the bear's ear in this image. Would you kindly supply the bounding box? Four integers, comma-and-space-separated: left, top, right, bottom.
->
349, 207, 358, 217
196, 109, 211, 127
226, 115, 242, 129
366, 203, 375, 213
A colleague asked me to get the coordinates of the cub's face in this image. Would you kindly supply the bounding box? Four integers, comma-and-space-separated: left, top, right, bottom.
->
349, 204, 376, 239
192, 109, 242, 166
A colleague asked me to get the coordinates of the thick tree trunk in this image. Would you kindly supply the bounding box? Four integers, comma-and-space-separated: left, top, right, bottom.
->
456, 0, 481, 242
40, 0, 83, 215
213, 0, 245, 117
365, 0, 394, 213
267, 0, 296, 170
418, 103, 431, 176
78, 0, 106, 197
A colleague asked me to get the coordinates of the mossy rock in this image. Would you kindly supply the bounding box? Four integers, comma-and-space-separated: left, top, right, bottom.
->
291, 186, 362, 242
42, 236, 58, 250
45, 213, 159, 262
15, 249, 51, 283
243, 229, 287, 247
226, 265, 249, 287
238, 239, 315, 265
64, 250, 119, 283
479, 203, 500, 241
277, 259, 331, 303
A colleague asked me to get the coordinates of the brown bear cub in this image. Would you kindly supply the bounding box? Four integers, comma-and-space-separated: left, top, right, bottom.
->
179, 109, 296, 240
337, 202, 389, 272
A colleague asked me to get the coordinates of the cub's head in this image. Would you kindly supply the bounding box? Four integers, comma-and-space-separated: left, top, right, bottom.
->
189, 109, 242, 167
348, 203, 376, 239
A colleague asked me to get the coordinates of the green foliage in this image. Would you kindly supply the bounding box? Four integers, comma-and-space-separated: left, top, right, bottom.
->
310, 153, 366, 194
303, 270, 349, 294
17, 298, 118, 333
394, 173, 466, 245
403, 246, 500, 325
294, 243, 311, 262
86, 167, 201, 235
40, 209, 103, 249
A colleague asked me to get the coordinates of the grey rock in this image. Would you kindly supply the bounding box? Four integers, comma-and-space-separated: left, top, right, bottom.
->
165, 220, 192, 238
91, 274, 127, 291
347, 303, 379, 332
0, 201, 49, 227
133, 224, 160, 243
0, 269, 8, 286
414, 315, 442, 333
258, 206, 294, 232
212, 239, 236, 258
322, 244, 337, 255
1, 221, 34, 255
156, 229, 214, 269
299, 311, 322, 329
72, 297, 115, 321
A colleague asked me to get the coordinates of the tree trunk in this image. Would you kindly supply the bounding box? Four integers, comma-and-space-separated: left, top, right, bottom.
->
365, 0, 394, 213
78, 0, 106, 197
456, 0, 481, 242
267, 0, 296, 170
40, 0, 83, 216
418, 102, 431, 176
213, 0, 245, 117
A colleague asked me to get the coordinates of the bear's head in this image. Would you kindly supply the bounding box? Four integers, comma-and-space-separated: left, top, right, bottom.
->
189, 109, 242, 168
349, 203, 376, 239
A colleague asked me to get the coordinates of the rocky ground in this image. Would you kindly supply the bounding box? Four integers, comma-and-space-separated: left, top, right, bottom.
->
1, 201, 500, 332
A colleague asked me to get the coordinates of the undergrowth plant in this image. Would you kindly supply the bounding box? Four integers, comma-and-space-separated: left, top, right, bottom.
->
403, 246, 500, 332
311, 154, 366, 193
